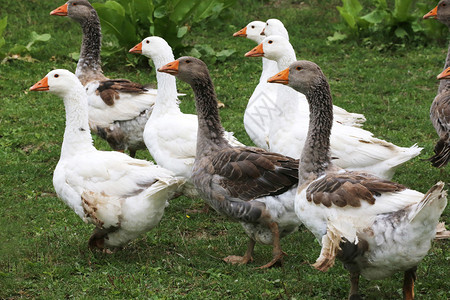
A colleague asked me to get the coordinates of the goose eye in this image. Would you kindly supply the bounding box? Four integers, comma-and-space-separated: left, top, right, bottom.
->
72, 2, 77, 5
443, 3, 447, 6
185, 59, 191, 63
54, 74, 59, 78
146, 40, 150, 44
296, 67, 302, 71
268, 40, 273, 44
251, 25, 255, 29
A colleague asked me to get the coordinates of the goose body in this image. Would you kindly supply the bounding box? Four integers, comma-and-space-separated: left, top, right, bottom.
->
159, 57, 301, 268
30, 69, 184, 249
51, 0, 157, 157
247, 35, 421, 179
423, 2, 450, 167
268, 61, 447, 299
129, 37, 243, 197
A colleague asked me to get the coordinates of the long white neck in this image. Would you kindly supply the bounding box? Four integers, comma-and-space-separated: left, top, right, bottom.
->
274, 50, 305, 119
60, 85, 95, 158
151, 52, 180, 115
260, 57, 278, 82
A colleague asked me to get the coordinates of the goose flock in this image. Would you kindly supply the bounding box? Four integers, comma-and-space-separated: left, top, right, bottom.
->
26, 0, 449, 299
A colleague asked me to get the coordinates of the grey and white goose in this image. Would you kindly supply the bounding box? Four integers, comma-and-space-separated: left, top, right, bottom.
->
423, 1, 450, 167
158, 56, 301, 268
51, 0, 157, 157
268, 61, 447, 300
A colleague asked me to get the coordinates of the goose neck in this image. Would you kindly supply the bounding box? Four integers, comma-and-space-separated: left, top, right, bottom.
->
60, 87, 95, 158
152, 54, 179, 114
299, 78, 333, 184
75, 10, 104, 82
191, 76, 227, 154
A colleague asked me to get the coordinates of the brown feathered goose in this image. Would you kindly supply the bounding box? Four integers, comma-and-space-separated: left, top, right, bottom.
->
268, 61, 447, 300
423, 1, 450, 167
50, 0, 157, 157
158, 56, 301, 268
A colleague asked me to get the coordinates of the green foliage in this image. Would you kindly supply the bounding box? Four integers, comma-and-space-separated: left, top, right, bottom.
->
93, 0, 237, 60
0, 15, 51, 63
330, 0, 447, 47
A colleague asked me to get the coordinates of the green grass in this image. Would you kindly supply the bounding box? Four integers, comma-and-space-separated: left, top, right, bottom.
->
1, 0, 449, 298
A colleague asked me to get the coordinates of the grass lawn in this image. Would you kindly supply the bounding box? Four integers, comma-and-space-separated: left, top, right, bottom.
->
0, 0, 448, 298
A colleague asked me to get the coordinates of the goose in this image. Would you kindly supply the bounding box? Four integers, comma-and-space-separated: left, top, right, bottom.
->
268, 61, 448, 300
233, 21, 279, 150
50, 0, 157, 157
261, 18, 366, 127
427, 67, 450, 168
423, 1, 450, 167
29, 69, 184, 249
128, 36, 243, 197
246, 35, 422, 180
158, 57, 301, 268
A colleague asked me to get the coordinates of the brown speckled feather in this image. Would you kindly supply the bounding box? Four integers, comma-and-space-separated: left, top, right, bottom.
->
209, 147, 299, 201
428, 91, 450, 167
306, 172, 406, 208
96, 79, 149, 106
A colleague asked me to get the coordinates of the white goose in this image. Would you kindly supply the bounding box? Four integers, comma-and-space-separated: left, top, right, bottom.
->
30, 69, 184, 249
51, 0, 157, 157
268, 61, 447, 300
233, 21, 279, 149
129, 36, 243, 197
262, 18, 366, 128
247, 35, 422, 180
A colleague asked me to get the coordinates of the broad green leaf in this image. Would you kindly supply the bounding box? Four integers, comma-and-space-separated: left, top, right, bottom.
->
361, 9, 387, 24
394, 27, 408, 38
194, 1, 224, 22
337, 6, 357, 30
104, 1, 126, 16
393, 0, 413, 22
0, 16, 7, 36
0, 37, 5, 49
216, 49, 235, 61
154, 6, 167, 19
188, 47, 202, 58
341, 0, 363, 17
327, 31, 347, 42
171, 0, 199, 23
30, 32, 51, 42
177, 26, 188, 38
9, 44, 27, 54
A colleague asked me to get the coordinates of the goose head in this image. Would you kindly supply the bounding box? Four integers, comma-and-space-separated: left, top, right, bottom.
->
261, 18, 289, 40
30, 69, 83, 98
129, 36, 171, 59
245, 35, 294, 62
267, 60, 324, 95
51, 0, 95, 23
233, 21, 266, 44
158, 56, 209, 85
423, 0, 450, 25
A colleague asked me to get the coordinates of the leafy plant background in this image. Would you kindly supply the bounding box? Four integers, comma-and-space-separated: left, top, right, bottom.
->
92, 0, 237, 65
329, 0, 447, 49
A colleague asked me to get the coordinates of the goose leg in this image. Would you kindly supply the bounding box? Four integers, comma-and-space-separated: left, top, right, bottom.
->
348, 271, 361, 300
223, 238, 255, 265
129, 149, 136, 158
402, 266, 417, 300
257, 222, 287, 269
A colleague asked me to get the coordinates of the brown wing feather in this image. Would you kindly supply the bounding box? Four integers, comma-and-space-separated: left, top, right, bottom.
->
96, 79, 149, 106
210, 147, 299, 201
306, 172, 406, 208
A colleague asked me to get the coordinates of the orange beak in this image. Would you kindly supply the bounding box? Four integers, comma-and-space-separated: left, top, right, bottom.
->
245, 43, 264, 57
50, 3, 68, 16
158, 60, 180, 75
233, 27, 247, 37
30, 76, 49, 91
423, 5, 438, 19
267, 68, 289, 85
129, 42, 143, 54
437, 67, 450, 80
